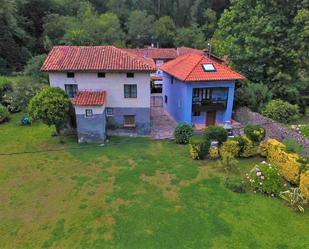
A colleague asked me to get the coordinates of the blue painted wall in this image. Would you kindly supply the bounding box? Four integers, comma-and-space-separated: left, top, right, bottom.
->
162, 72, 235, 125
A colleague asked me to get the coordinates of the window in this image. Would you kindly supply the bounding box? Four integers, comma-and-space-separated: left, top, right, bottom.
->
164, 95, 168, 103
124, 84, 137, 98
106, 108, 113, 116
193, 111, 200, 116
126, 72, 134, 78
202, 63, 216, 72
67, 72, 75, 78
192, 88, 212, 101
85, 109, 93, 118
97, 72, 106, 78
65, 84, 78, 98
124, 115, 135, 127
171, 76, 174, 84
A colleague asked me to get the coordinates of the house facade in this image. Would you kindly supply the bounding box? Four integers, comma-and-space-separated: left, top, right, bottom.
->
42, 46, 156, 143
160, 54, 244, 128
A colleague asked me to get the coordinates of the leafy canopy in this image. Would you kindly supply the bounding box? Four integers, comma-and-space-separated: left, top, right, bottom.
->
28, 87, 71, 133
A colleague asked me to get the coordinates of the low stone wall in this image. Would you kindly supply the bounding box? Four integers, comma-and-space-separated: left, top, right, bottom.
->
234, 107, 309, 152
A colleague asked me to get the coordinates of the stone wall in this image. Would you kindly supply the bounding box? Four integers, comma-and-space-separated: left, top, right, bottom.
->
234, 107, 309, 152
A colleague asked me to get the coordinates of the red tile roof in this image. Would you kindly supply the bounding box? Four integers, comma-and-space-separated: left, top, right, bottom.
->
122, 48, 177, 60
177, 46, 204, 56
74, 91, 106, 106
151, 75, 163, 81
159, 54, 245, 82
41, 46, 156, 72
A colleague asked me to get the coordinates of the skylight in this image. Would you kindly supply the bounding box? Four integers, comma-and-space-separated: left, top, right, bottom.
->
202, 63, 216, 72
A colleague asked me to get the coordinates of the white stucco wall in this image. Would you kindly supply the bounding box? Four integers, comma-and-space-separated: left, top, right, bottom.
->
75, 105, 105, 115
49, 72, 151, 108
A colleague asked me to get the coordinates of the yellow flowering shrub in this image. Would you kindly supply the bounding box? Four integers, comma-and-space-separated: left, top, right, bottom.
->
300, 170, 309, 200
239, 135, 258, 157
209, 147, 220, 160
220, 140, 240, 157
263, 138, 301, 184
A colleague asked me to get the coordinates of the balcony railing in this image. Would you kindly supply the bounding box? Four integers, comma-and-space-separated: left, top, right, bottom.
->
192, 98, 227, 112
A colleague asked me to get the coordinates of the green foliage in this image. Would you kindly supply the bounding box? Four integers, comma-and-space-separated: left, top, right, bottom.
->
0, 77, 13, 104
279, 188, 306, 213
126, 10, 154, 47
213, 0, 307, 91
244, 125, 266, 143
219, 153, 239, 173
220, 140, 240, 158
235, 81, 272, 112
282, 138, 304, 156
3, 79, 44, 113
174, 123, 194, 144
224, 178, 246, 193
174, 24, 207, 49
234, 135, 257, 158
204, 125, 228, 144
189, 135, 211, 160
262, 99, 300, 124
247, 162, 284, 195
300, 125, 309, 138
28, 87, 71, 134
153, 16, 176, 47
44, 3, 124, 47
23, 54, 48, 82
0, 104, 9, 123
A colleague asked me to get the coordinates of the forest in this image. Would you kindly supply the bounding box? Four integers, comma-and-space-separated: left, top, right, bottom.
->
0, 0, 308, 115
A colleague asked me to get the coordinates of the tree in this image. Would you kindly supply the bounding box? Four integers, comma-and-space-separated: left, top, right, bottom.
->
23, 54, 48, 82
234, 81, 272, 112
28, 87, 71, 134
201, 8, 217, 39
126, 10, 155, 47
212, 0, 308, 91
174, 24, 207, 49
43, 2, 124, 47
153, 16, 176, 47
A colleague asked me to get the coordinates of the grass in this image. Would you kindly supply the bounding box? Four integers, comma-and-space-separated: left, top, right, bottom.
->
1, 114, 309, 249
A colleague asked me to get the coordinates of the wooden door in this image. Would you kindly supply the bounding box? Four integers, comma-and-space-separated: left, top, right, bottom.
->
206, 111, 216, 126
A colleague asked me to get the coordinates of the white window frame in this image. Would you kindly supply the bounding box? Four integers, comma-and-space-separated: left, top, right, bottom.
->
85, 109, 93, 118
106, 108, 113, 116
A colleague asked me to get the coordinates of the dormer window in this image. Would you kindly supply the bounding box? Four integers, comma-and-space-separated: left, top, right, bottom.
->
127, 72, 134, 78
202, 64, 216, 72
67, 72, 75, 78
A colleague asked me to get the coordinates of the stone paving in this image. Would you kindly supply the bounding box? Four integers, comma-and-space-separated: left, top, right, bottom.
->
150, 96, 177, 139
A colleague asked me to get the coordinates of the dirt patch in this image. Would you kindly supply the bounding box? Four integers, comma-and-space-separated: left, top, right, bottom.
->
128, 159, 137, 169
141, 171, 179, 201
179, 166, 211, 187
106, 164, 120, 174
89, 176, 115, 202
110, 198, 128, 211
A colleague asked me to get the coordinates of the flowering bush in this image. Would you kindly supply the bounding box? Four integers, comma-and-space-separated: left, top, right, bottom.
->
234, 135, 258, 157
220, 140, 240, 157
189, 135, 211, 160
244, 124, 266, 143
247, 162, 284, 195
209, 147, 220, 160
262, 139, 301, 184
300, 170, 309, 200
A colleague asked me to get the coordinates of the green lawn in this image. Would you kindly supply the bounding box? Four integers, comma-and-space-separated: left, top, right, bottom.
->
1, 114, 309, 249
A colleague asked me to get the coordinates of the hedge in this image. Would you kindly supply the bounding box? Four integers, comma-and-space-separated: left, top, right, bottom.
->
189, 135, 211, 160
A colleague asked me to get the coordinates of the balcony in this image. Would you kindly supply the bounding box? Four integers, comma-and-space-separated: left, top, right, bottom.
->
192, 98, 227, 112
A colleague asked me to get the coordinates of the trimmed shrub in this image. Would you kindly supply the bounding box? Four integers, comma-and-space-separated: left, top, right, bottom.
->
244, 124, 266, 143
209, 147, 220, 160
234, 135, 258, 157
300, 171, 309, 200
247, 162, 284, 195
220, 140, 240, 157
262, 99, 300, 124
204, 125, 228, 144
174, 123, 194, 144
189, 135, 211, 160
0, 104, 9, 123
224, 178, 246, 193
263, 139, 301, 184
283, 138, 304, 155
